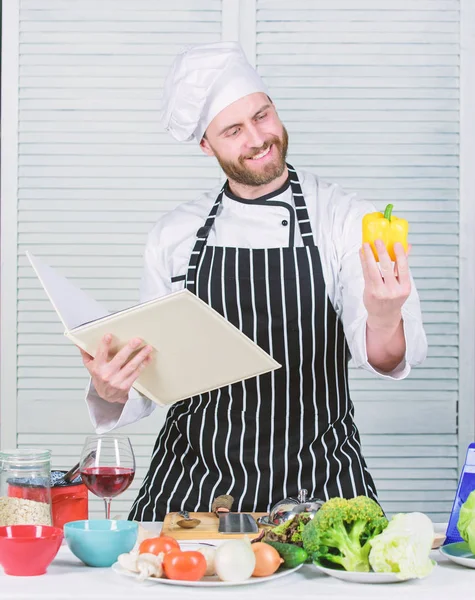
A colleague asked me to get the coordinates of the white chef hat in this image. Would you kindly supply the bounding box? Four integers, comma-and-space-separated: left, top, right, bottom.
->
160, 42, 269, 142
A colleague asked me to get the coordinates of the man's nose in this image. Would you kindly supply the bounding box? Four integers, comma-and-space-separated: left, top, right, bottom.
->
245, 124, 266, 150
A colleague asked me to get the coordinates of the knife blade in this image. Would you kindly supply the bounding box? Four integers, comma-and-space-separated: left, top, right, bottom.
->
218, 513, 258, 534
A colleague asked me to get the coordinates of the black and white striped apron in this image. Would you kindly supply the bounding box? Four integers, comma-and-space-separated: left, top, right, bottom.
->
130, 165, 377, 522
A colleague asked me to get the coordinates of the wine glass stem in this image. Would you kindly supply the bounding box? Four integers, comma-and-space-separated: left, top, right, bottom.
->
104, 498, 112, 520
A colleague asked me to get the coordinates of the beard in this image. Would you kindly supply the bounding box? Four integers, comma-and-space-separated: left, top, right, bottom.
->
213, 126, 289, 187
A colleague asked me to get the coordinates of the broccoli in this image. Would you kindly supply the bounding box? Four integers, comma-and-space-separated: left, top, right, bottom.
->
302, 496, 388, 572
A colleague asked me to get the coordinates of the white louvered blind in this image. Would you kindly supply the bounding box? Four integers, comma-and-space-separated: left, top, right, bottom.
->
256, 0, 460, 521
16, 0, 222, 518
12, 0, 462, 522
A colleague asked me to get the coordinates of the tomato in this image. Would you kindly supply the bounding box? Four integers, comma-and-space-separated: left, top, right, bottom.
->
163, 550, 207, 581
138, 535, 180, 556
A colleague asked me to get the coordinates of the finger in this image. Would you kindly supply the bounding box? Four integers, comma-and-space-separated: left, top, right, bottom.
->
375, 240, 398, 290
120, 355, 153, 391
394, 261, 399, 279
362, 243, 385, 289
394, 243, 411, 278
107, 337, 143, 371
116, 345, 153, 380
394, 242, 411, 288
79, 347, 94, 367
94, 333, 113, 365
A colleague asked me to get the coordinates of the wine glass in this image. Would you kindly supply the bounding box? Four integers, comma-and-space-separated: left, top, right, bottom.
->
79, 435, 135, 520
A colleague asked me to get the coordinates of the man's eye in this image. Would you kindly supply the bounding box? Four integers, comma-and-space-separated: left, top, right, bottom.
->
228, 128, 239, 137
256, 113, 267, 120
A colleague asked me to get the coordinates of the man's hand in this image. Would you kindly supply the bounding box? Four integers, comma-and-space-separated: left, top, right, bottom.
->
360, 240, 410, 372
80, 334, 153, 404
360, 239, 411, 328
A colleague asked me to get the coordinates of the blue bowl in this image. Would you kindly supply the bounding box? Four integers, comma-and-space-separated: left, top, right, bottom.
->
64, 520, 138, 568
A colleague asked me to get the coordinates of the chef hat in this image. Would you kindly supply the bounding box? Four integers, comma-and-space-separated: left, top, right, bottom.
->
160, 42, 269, 142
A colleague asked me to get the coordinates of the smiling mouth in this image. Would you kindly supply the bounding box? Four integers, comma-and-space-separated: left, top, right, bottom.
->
248, 145, 272, 161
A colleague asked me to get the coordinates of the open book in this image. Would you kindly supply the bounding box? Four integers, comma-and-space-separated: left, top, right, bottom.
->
26, 252, 281, 407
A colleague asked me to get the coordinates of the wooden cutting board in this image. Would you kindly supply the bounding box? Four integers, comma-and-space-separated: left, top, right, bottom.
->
161, 512, 268, 540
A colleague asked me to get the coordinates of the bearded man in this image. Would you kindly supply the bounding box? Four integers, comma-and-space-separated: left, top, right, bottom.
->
81, 42, 427, 521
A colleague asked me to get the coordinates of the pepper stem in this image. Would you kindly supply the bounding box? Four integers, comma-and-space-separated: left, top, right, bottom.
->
383, 204, 394, 222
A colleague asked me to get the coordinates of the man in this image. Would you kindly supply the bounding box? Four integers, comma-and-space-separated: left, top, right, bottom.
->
82, 42, 427, 521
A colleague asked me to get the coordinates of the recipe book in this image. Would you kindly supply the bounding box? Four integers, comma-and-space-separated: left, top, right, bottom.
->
26, 252, 281, 407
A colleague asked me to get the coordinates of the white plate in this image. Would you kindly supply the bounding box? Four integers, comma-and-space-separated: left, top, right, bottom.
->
440, 542, 475, 568
112, 542, 303, 587
313, 561, 428, 584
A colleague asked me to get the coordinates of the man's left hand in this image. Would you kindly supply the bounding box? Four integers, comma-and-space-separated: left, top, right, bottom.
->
360, 239, 411, 330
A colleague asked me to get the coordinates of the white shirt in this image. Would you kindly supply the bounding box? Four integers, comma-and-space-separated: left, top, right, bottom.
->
86, 168, 428, 434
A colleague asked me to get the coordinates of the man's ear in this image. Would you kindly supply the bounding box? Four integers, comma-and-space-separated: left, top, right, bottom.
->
199, 135, 215, 157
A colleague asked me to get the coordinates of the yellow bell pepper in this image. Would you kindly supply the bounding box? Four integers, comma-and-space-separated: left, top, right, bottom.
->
362, 204, 408, 262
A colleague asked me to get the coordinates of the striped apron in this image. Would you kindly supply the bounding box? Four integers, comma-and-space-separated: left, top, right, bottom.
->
129, 165, 377, 522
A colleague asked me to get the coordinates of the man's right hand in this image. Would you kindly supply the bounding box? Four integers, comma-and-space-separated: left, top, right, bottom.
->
80, 334, 153, 404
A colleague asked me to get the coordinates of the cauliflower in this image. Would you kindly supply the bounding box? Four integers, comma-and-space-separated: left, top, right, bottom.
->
368, 512, 435, 580
302, 496, 388, 572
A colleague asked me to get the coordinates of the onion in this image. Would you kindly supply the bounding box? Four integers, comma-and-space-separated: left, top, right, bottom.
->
214, 539, 256, 582
252, 543, 284, 577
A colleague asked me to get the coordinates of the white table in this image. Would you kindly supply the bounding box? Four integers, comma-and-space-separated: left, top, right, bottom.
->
1, 523, 471, 600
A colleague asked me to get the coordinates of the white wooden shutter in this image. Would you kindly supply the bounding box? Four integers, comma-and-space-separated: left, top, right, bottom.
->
256, 0, 460, 521
16, 0, 222, 518
8, 0, 468, 522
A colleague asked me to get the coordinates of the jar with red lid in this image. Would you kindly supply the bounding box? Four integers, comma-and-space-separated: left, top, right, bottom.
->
50, 470, 88, 529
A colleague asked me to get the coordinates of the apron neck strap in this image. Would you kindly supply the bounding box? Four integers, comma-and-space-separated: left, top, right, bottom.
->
286, 164, 315, 247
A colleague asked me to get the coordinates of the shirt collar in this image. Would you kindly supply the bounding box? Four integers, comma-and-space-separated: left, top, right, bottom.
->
223, 176, 291, 206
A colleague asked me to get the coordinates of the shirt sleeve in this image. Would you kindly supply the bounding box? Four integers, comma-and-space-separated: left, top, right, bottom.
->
335, 193, 428, 380
84, 225, 172, 433
85, 379, 157, 434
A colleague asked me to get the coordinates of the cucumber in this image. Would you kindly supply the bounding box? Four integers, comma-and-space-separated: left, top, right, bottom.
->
264, 541, 308, 568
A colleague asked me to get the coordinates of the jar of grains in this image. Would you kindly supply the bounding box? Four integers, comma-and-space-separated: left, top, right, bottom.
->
0, 449, 53, 526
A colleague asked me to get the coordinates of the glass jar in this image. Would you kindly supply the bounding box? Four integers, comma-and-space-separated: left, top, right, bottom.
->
0, 449, 53, 526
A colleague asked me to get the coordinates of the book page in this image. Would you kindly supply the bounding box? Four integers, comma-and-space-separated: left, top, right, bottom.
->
26, 252, 110, 331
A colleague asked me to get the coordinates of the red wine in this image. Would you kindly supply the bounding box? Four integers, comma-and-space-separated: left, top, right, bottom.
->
80, 467, 135, 498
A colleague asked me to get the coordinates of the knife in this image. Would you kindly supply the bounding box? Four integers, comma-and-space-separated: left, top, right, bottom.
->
218, 512, 259, 534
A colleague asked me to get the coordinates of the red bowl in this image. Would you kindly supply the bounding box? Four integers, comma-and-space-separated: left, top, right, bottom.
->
0, 525, 63, 576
